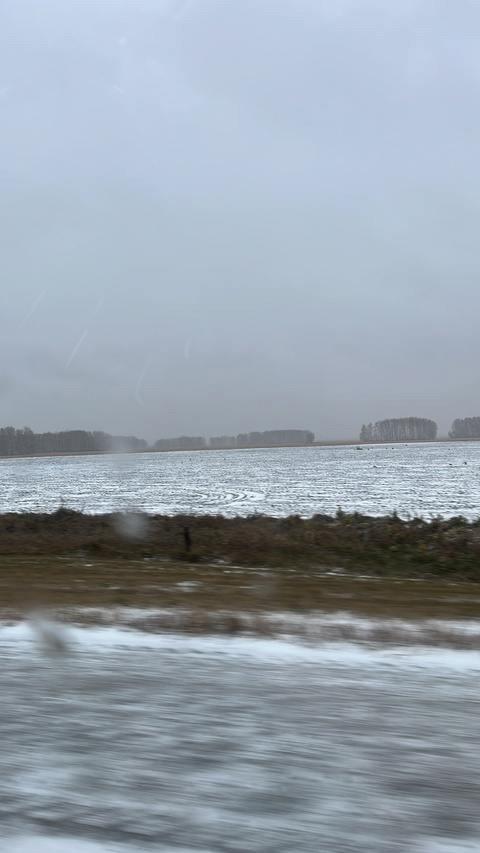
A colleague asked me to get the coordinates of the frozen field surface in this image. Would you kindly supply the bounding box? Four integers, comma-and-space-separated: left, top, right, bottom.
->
2, 441, 480, 518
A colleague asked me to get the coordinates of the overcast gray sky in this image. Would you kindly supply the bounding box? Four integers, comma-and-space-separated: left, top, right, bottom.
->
1, 0, 479, 440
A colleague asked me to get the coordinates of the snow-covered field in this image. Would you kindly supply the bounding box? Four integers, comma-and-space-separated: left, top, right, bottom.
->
1, 619, 480, 851
1, 440, 480, 518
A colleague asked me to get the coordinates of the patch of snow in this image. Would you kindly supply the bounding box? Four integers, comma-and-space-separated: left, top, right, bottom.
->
417, 839, 480, 853
4, 839, 118, 853
4, 837, 209, 853
0, 621, 480, 671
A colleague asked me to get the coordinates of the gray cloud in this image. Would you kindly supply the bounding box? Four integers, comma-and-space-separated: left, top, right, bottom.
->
0, 0, 479, 439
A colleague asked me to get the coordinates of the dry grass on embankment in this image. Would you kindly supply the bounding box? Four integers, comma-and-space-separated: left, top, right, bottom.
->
0, 508, 479, 578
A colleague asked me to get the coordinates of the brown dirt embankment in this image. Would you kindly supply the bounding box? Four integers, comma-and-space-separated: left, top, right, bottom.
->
0, 509, 479, 579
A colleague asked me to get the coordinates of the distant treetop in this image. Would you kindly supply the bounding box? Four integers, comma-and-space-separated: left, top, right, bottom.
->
154, 430, 315, 451
360, 418, 437, 442
449, 417, 480, 439
0, 427, 147, 457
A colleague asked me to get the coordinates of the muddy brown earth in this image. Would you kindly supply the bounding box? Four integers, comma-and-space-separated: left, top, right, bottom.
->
1, 553, 480, 613
1, 555, 480, 648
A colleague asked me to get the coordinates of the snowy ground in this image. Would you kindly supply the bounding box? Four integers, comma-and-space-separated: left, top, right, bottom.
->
2, 621, 480, 852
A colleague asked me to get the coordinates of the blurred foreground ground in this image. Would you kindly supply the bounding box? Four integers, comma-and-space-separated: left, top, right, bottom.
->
1, 621, 480, 852
2, 561, 480, 852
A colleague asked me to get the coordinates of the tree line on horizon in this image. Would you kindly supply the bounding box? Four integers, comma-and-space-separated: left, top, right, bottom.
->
360, 418, 438, 442
449, 417, 480, 439
2, 418, 480, 456
0, 426, 315, 457
0, 427, 147, 457
360, 416, 480, 442
155, 429, 315, 451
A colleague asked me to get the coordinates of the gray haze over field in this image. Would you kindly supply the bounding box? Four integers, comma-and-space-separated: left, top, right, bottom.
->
1, 0, 479, 440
